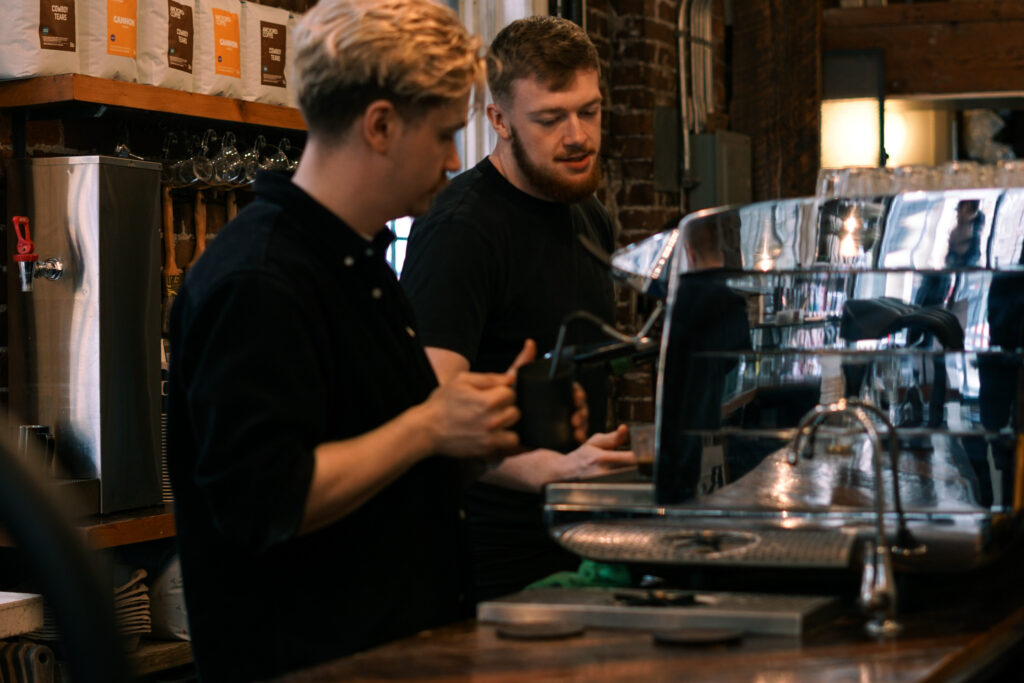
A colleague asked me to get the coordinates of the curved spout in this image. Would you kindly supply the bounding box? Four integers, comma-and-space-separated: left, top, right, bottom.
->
849, 406, 901, 637
788, 398, 925, 557
787, 398, 915, 637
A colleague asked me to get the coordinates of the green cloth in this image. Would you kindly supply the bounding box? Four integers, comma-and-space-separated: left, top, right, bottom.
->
526, 560, 633, 590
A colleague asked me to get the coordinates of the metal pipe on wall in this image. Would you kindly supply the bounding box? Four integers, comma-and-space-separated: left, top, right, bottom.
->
678, 0, 693, 188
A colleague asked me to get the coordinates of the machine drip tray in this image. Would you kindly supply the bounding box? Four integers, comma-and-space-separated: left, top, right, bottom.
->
478, 588, 837, 637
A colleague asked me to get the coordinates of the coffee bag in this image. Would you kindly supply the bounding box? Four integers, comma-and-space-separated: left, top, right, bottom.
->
194, 0, 242, 98
240, 0, 290, 106
0, 1, 79, 79
138, 0, 195, 91
80, 0, 139, 81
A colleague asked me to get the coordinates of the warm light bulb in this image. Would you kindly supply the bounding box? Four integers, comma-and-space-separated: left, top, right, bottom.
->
839, 233, 858, 258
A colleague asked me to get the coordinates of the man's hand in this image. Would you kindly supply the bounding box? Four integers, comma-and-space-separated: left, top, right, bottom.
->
571, 382, 589, 444
503, 339, 588, 444
480, 424, 635, 492
424, 371, 520, 457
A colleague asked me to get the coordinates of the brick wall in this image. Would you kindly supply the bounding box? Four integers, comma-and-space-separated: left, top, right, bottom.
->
588, 0, 728, 427
730, 1, 820, 200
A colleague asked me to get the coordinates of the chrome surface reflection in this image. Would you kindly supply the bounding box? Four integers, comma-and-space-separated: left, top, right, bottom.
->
553, 188, 1024, 577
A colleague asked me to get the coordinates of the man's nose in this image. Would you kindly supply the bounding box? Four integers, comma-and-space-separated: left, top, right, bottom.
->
444, 142, 461, 173
562, 115, 588, 147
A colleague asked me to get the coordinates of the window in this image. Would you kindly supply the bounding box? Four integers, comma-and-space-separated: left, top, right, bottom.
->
386, 216, 414, 274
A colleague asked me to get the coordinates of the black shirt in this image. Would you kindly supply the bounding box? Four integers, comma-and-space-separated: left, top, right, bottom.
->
168, 173, 469, 682
401, 157, 616, 426
400, 157, 616, 601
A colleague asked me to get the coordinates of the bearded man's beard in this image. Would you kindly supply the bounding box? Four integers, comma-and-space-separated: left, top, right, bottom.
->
510, 127, 601, 203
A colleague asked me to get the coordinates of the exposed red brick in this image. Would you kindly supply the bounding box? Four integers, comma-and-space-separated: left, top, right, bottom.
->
615, 136, 655, 159
644, 17, 677, 46
621, 160, 654, 178
610, 112, 654, 136
617, 182, 656, 205
614, 88, 657, 109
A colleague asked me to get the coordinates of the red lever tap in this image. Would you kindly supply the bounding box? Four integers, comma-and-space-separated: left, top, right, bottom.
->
12, 216, 38, 263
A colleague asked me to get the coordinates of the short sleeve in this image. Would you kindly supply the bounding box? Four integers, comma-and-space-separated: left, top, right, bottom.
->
401, 211, 500, 365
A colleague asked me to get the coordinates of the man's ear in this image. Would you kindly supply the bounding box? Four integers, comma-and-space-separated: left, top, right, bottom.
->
362, 99, 400, 154
486, 102, 512, 141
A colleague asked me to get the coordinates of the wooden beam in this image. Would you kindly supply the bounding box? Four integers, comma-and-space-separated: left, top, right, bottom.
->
824, 1, 1024, 28
824, 2, 1024, 97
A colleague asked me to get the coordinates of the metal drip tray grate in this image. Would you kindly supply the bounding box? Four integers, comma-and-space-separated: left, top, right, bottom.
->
554, 521, 857, 568
479, 588, 837, 636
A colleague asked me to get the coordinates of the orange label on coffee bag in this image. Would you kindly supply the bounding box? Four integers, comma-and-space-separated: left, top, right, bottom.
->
106, 0, 137, 58
212, 7, 240, 78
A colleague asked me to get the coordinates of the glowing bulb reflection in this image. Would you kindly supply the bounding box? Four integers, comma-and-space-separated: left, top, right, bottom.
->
839, 214, 861, 258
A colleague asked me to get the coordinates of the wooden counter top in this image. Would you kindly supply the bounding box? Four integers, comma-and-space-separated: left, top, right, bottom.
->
281, 552, 1024, 682
281, 605, 1024, 682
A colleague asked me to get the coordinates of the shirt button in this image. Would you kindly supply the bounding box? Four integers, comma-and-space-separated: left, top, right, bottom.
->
405, 326, 416, 338
343, 256, 355, 267
458, 508, 466, 521
366, 247, 374, 257
371, 288, 383, 299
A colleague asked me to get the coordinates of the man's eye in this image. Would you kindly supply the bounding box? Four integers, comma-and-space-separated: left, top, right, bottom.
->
580, 109, 599, 119
536, 117, 560, 127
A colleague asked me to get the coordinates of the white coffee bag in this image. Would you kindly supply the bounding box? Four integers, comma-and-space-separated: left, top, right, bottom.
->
80, 0, 139, 81
240, 0, 289, 106
0, 1, 80, 79
138, 0, 195, 91
194, 0, 242, 98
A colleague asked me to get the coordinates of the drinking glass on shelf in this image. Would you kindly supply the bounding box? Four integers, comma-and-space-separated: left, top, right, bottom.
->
816, 167, 844, 198
173, 130, 215, 186
159, 132, 179, 186
242, 135, 266, 184
941, 160, 981, 189
892, 164, 941, 192
279, 138, 300, 172
212, 132, 246, 186
996, 160, 1024, 187
260, 140, 291, 172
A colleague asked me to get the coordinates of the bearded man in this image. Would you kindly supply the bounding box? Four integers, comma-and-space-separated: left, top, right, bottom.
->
401, 15, 632, 603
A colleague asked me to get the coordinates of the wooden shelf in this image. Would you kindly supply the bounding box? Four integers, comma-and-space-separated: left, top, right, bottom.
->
0, 504, 176, 550
129, 639, 193, 676
78, 504, 176, 549
0, 74, 306, 131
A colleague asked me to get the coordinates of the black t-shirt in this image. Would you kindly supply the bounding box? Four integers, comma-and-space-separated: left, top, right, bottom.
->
168, 173, 470, 682
400, 157, 616, 601
401, 157, 617, 427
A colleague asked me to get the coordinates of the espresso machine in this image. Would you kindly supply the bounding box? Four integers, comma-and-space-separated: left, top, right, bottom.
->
6, 156, 163, 515
481, 186, 1024, 637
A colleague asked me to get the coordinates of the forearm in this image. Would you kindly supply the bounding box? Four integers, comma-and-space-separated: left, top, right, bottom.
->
479, 450, 570, 493
299, 401, 439, 534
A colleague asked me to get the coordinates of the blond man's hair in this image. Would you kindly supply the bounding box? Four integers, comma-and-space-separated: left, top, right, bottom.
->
292, 0, 484, 140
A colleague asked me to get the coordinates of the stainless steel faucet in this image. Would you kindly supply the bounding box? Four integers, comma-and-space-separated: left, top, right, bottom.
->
787, 398, 926, 637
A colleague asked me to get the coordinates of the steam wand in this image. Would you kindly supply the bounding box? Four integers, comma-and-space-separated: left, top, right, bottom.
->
548, 302, 664, 379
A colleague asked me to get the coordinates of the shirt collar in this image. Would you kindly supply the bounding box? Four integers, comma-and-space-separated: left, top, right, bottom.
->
254, 171, 396, 263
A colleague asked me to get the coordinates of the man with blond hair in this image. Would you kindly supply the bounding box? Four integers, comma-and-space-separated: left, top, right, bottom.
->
401, 15, 633, 603
168, 1, 525, 679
